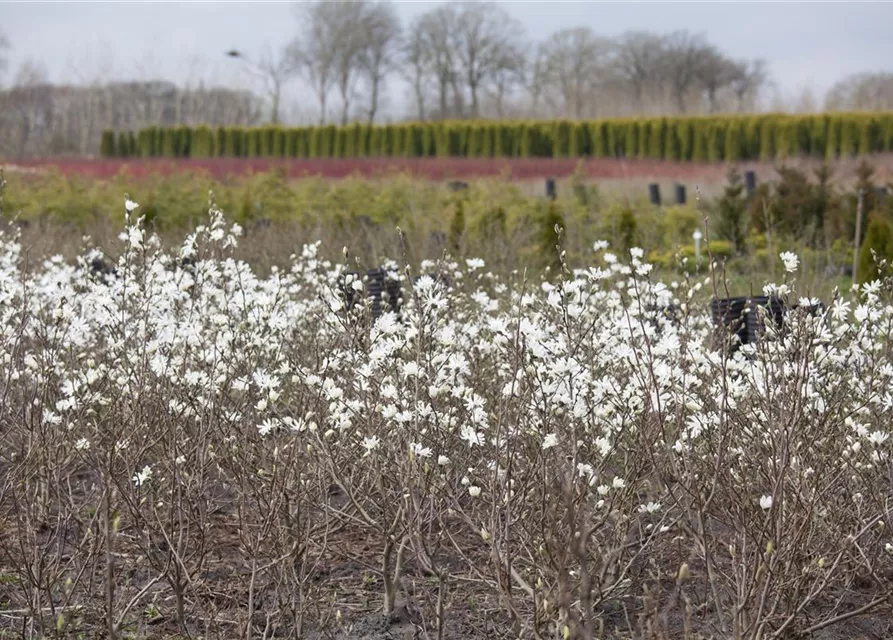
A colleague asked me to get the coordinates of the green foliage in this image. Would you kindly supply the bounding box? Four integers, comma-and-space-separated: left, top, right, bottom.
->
191, 126, 214, 158
691, 122, 708, 162
659, 205, 700, 249
690, 239, 734, 260
616, 205, 637, 255
539, 201, 566, 272
858, 214, 893, 283
716, 166, 748, 252
116, 132, 130, 158
448, 197, 466, 254
100, 131, 115, 158
110, 113, 893, 161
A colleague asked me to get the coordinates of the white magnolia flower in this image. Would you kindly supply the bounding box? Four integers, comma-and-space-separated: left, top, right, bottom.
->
468, 485, 481, 497
437, 455, 451, 466
577, 463, 594, 478
133, 465, 153, 487
127, 227, 144, 250
402, 362, 421, 378
362, 435, 381, 454
410, 442, 432, 458
867, 431, 890, 446
258, 419, 277, 436
760, 495, 773, 510
125, 197, 139, 213
612, 477, 626, 489
779, 251, 799, 273
74, 438, 90, 451
542, 433, 558, 449
638, 502, 661, 514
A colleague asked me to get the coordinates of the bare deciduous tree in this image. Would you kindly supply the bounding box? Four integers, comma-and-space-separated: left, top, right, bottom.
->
4, 59, 50, 157
357, 2, 402, 124
613, 31, 666, 109
524, 47, 548, 117
489, 45, 526, 118
227, 45, 296, 124
825, 71, 893, 112
730, 58, 770, 112
288, 3, 339, 125
662, 30, 711, 114
411, 5, 461, 119
402, 23, 430, 121
0, 30, 10, 86
695, 45, 739, 113
538, 27, 613, 119
449, 2, 525, 118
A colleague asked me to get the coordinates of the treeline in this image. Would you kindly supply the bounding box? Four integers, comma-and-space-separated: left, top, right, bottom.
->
101, 112, 893, 162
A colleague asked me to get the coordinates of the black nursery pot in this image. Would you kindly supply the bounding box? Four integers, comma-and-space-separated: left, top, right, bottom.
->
711, 296, 750, 348
744, 296, 786, 343
712, 296, 826, 351
340, 268, 402, 319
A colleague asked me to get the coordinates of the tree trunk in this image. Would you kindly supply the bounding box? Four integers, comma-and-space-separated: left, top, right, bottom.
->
340, 82, 350, 125
469, 75, 479, 118
367, 74, 380, 124
414, 76, 426, 121
271, 88, 281, 125
439, 77, 449, 118
318, 87, 327, 125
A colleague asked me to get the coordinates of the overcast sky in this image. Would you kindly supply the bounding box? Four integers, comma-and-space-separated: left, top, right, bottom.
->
2, 1, 892, 119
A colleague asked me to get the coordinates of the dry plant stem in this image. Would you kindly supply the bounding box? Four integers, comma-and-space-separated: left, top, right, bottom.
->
381, 508, 406, 616
104, 473, 116, 640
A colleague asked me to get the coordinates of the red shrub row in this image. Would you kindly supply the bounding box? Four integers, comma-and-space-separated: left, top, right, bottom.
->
2, 156, 728, 182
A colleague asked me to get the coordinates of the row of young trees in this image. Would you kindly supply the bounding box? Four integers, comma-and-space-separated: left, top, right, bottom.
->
102, 112, 893, 162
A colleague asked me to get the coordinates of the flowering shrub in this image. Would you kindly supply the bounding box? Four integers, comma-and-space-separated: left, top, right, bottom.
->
0, 193, 891, 640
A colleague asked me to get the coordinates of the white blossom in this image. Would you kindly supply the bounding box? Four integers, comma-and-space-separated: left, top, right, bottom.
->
780, 251, 799, 273
133, 465, 153, 487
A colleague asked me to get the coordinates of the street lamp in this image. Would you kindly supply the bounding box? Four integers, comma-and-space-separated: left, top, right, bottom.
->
225, 49, 290, 124
693, 229, 703, 265
226, 49, 262, 76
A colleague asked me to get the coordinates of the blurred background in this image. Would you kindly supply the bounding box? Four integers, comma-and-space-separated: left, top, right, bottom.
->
1, 1, 892, 158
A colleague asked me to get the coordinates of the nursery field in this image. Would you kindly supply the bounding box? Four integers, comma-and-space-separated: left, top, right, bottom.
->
4, 156, 893, 301
1, 160, 893, 638
0, 187, 892, 639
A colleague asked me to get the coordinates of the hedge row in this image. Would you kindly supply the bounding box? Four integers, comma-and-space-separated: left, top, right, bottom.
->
100, 113, 893, 162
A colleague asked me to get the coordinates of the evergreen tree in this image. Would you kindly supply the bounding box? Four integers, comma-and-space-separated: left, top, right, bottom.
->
100, 130, 116, 157
855, 159, 878, 216
128, 132, 137, 157
540, 201, 566, 273
810, 163, 834, 247
716, 166, 748, 253
858, 214, 893, 283
117, 132, 129, 158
